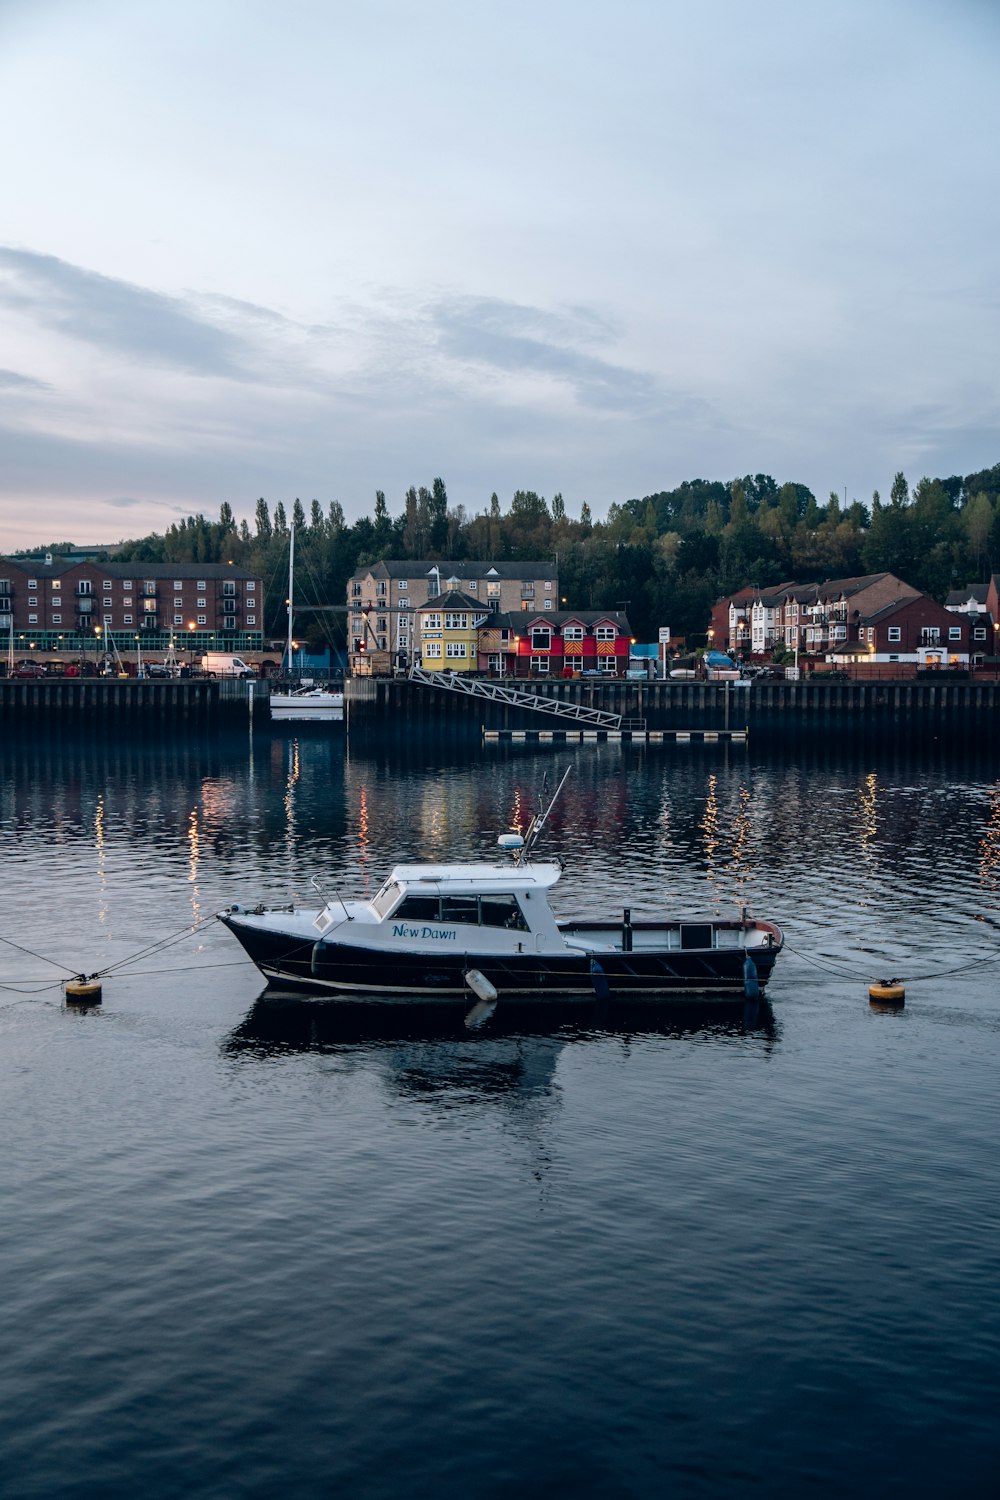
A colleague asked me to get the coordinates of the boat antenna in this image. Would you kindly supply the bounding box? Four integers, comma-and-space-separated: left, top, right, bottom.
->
515, 765, 572, 864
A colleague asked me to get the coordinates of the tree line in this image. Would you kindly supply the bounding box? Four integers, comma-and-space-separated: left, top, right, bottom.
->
26, 461, 1000, 646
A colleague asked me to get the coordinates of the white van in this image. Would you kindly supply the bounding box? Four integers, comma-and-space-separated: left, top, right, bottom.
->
201, 653, 255, 678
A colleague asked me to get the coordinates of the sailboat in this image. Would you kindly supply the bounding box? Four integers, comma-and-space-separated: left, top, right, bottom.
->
269, 526, 344, 722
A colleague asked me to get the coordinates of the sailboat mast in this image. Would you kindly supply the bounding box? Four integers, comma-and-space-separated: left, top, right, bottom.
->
285, 525, 295, 673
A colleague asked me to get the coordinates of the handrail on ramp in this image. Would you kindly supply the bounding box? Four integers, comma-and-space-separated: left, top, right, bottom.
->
407, 666, 634, 730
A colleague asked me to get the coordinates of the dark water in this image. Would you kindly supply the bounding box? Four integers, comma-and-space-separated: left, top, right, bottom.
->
2, 732, 1000, 1498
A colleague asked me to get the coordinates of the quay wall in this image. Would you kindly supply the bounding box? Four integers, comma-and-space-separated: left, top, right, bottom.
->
0, 677, 266, 734
344, 677, 1000, 745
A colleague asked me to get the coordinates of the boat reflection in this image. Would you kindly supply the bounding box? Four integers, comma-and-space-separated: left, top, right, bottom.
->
224, 990, 777, 1065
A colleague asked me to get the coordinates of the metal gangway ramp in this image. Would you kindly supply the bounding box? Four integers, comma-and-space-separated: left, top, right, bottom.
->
408, 666, 642, 731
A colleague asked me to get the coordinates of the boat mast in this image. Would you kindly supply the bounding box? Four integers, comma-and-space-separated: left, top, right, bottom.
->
516, 765, 572, 863
285, 525, 294, 674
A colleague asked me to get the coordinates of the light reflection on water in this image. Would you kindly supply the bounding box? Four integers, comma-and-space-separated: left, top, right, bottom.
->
2, 734, 1000, 1498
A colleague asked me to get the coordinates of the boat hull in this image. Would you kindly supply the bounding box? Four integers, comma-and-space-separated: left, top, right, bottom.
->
219, 915, 782, 1002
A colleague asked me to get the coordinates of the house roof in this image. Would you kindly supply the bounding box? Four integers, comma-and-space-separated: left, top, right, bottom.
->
946, 586, 989, 606
362, 559, 556, 581
0, 557, 257, 580
489, 610, 632, 632
417, 589, 484, 612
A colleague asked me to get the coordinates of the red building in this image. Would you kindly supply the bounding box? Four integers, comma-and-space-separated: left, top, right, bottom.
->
479, 610, 633, 677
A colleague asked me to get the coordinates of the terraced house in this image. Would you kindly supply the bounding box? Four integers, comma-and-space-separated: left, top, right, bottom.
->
0, 553, 264, 660
347, 560, 559, 675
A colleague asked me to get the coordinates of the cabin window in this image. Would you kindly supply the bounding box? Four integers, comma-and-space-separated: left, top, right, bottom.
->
480, 896, 528, 930
371, 881, 403, 918
440, 896, 480, 925
394, 895, 441, 921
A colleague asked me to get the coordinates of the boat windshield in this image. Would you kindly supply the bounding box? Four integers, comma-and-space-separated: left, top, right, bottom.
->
370, 881, 402, 918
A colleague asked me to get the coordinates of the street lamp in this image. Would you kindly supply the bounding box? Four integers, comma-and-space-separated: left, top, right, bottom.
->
994, 621, 998, 681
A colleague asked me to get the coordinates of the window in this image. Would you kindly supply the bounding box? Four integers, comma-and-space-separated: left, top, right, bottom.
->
530, 627, 551, 650
427, 574, 441, 598
424, 642, 442, 658
423, 612, 442, 630
143, 598, 157, 614
173, 580, 183, 591
948, 627, 961, 640
28, 578, 38, 588
247, 615, 256, 625
197, 597, 206, 608
123, 614, 133, 625
397, 599, 409, 610
103, 580, 113, 590
600, 658, 617, 673
377, 616, 387, 632
173, 614, 183, 626
246, 581, 255, 592
197, 580, 206, 592
28, 596, 37, 606
223, 580, 235, 596
467, 581, 477, 591
103, 598, 112, 608
564, 625, 584, 642
440, 896, 479, 925
397, 580, 407, 591
28, 613, 37, 624
0, 581, 9, 595
921, 628, 940, 644
52, 580, 60, 591
446, 642, 467, 658
887, 627, 901, 642
545, 581, 552, 591
144, 581, 156, 595
123, 581, 132, 592
595, 626, 617, 641
477, 894, 527, 929
376, 581, 386, 596
197, 614, 206, 625
444, 612, 467, 629
52, 614, 61, 624
530, 655, 549, 674
543, 599, 552, 610
351, 582, 362, 598
377, 637, 387, 650
974, 628, 987, 640
174, 597, 183, 608
486, 581, 501, 598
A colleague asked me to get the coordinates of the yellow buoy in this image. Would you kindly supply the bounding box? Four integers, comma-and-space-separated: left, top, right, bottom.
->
65, 976, 102, 1005
869, 978, 904, 1006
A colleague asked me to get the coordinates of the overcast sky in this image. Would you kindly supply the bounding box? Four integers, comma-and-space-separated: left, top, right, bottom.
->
0, 0, 997, 551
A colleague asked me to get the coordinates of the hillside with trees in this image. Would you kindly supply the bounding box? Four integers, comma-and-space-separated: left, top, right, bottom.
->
19, 462, 1000, 647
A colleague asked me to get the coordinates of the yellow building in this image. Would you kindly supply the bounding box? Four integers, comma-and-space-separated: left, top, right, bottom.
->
416, 589, 484, 674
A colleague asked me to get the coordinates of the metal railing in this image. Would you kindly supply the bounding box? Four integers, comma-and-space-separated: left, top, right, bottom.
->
408, 666, 634, 729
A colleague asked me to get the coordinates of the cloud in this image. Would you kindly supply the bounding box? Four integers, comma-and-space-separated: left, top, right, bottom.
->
0, 367, 49, 390
429, 294, 662, 412
0, 247, 255, 378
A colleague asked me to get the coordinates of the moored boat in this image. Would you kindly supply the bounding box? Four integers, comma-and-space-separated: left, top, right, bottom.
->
219, 771, 783, 1005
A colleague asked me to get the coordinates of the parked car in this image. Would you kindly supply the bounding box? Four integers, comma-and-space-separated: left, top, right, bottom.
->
11, 661, 46, 678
